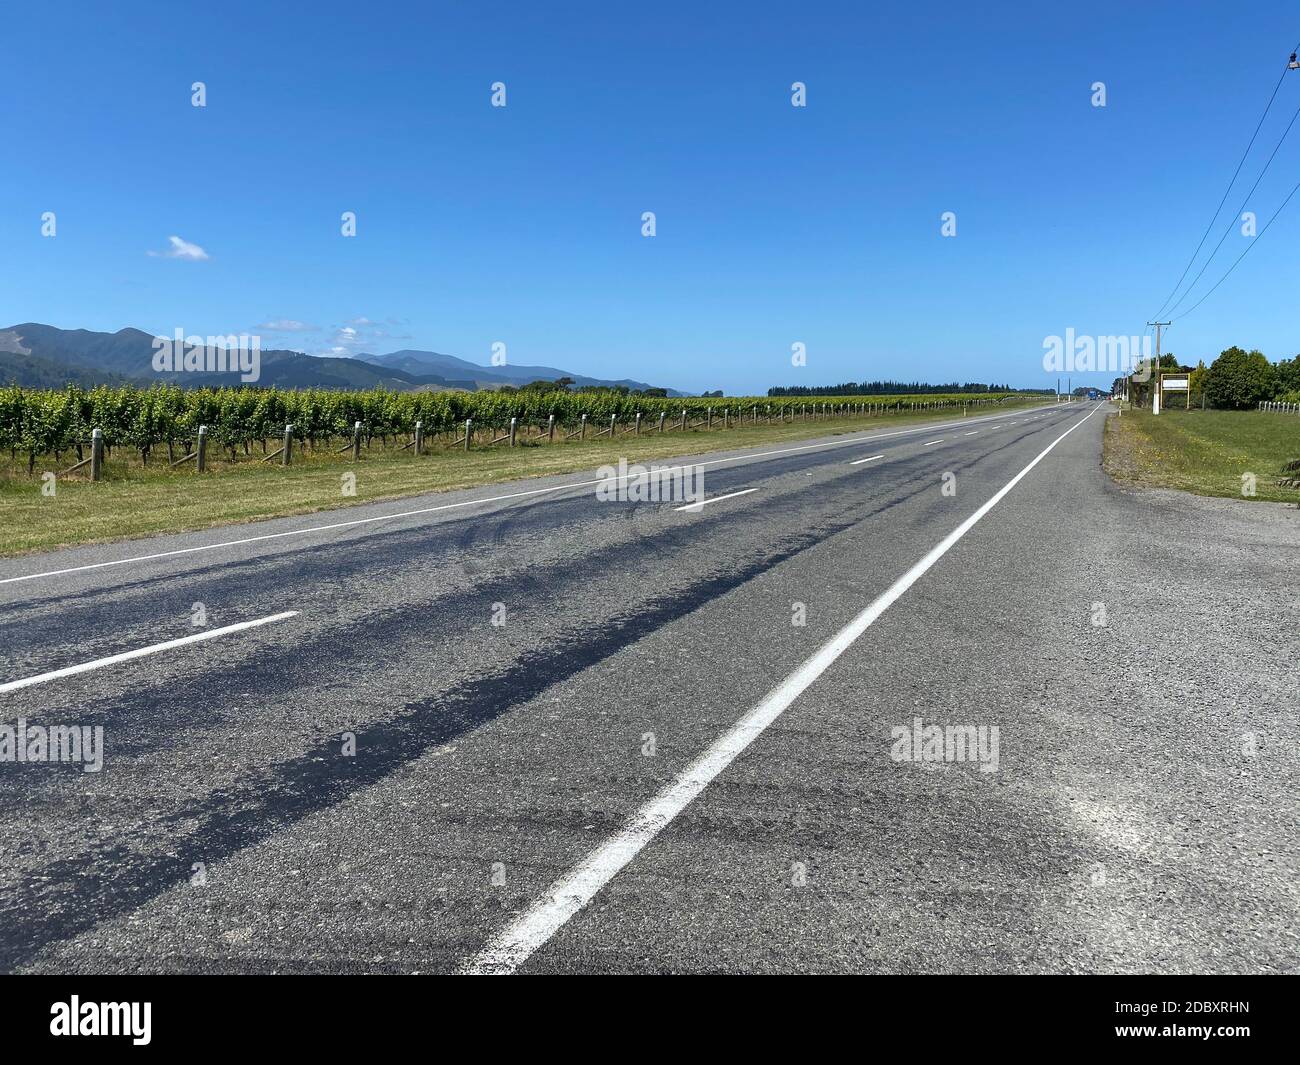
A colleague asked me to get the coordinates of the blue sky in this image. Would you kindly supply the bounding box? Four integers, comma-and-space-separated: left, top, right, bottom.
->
3, 0, 1299, 394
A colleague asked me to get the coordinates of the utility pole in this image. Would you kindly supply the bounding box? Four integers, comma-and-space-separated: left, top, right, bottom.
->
1147, 320, 1170, 413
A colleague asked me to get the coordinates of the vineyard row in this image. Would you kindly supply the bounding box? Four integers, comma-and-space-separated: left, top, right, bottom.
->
1, 384, 1027, 472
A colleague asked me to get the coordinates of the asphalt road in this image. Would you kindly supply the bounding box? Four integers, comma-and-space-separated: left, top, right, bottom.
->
2, 402, 1296, 974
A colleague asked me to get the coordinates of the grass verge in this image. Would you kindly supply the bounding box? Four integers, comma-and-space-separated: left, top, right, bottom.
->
1, 400, 1049, 557
1102, 407, 1300, 504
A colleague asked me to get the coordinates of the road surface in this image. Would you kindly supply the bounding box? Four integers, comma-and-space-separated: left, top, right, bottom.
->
2, 403, 1296, 974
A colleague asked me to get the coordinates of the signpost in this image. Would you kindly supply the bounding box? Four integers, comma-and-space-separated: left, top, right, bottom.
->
1155, 373, 1190, 414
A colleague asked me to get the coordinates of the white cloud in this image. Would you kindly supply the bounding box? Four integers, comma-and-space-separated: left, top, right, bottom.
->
310, 316, 414, 357
257, 319, 320, 332
148, 235, 209, 261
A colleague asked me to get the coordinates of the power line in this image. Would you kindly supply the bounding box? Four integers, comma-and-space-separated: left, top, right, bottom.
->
1150, 42, 1300, 320
1171, 169, 1300, 321
1164, 92, 1300, 317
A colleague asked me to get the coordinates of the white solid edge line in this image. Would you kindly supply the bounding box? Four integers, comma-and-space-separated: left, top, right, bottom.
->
1, 404, 1062, 587
848, 455, 884, 465
673, 487, 759, 512
0, 611, 299, 694
460, 406, 1100, 975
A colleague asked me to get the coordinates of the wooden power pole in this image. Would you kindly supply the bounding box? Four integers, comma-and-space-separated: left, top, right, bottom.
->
1146, 320, 1170, 412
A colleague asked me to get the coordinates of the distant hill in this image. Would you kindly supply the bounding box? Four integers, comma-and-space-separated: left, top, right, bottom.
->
0, 348, 133, 389
0, 324, 433, 391
0, 325, 165, 383
180, 350, 427, 391
358, 349, 674, 394
0, 324, 680, 394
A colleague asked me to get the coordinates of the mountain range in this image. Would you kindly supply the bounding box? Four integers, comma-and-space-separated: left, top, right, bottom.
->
0, 324, 679, 394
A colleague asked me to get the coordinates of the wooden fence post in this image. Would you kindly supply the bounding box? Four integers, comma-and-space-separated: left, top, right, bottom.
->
414, 420, 424, 455
580, 413, 587, 439
465, 418, 472, 451
509, 417, 517, 446
90, 427, 103, 482
197, 425, 207, 472
283, 424, 293, 466
548, 413, 556, 441
352, 421, 362, 460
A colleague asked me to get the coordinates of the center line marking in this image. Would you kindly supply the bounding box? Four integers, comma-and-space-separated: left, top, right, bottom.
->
460, 406, 1100, 975
0, 611, 299, 694
963, 431, 978, 436
673, 488, 758, 512
848, 455, 884, 465
923, 439, 943, 446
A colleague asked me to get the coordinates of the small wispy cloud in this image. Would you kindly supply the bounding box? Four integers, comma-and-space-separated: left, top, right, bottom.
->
147, 235, 209, 261
257, 318, 320, 332
313, 316, 413, 357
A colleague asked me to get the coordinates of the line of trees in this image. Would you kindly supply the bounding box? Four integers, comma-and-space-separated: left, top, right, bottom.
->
1113, 347, 1300, 410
